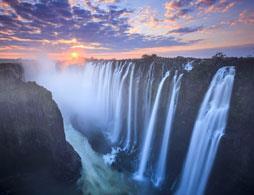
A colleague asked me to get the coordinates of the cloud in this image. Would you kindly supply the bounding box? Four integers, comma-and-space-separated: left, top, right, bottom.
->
95, 0, 120, 4
218, 9, 254, 27
239, 10, 254, 25
0, 0, 249, 58
168, 26, 203, 34
0, 0, 192, 52
164, 1, 193, 21
164, 0, 237, 21
199, 0, 237, 14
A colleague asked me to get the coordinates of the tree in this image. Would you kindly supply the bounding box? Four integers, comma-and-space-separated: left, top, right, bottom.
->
142, 54, 157, 59
212, 52, 226, 59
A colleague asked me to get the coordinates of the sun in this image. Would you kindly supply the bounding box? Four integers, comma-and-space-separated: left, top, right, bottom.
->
71, 51, 79, 59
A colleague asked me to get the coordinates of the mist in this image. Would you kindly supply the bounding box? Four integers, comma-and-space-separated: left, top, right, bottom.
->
23, 56, 104, 127
22, 55, 133, 195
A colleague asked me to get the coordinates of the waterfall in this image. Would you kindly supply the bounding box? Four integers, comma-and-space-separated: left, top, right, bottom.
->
96, 62, 113, 126
132, 70, 141, 149
175, 66, 235, 195
24, 58, 240, 194
68, 61, 184, 186
123, 64, 135, 151
143, 63, 155, 129
134, 71, 170, 181
153, 72, 183, 187
111, 63, 131, 144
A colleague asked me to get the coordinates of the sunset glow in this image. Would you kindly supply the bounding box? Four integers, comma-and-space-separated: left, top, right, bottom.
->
71, 52, 79, 59
0, 0, 254, 60
1, 1, 254, 195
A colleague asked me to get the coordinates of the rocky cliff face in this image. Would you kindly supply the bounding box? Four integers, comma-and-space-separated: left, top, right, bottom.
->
78, 57, 254, 195
206, 59, 254, 195
167, 57, 254, 195
0, 63, 82, 195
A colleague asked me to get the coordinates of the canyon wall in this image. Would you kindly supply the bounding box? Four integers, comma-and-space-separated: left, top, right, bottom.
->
0, 63, 82, 195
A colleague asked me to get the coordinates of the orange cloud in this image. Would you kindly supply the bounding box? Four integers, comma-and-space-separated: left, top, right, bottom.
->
203, 1, 236, 14
239, 10, 254, 24
128, 6, 180, 37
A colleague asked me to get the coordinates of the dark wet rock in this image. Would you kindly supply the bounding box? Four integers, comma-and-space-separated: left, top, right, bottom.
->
90, 57, 254, 195
0, 63, 82, 195
167, 57, 254, 195
205, 59, 254, 195
11, 56, 253, 195
71, 115, 111, 154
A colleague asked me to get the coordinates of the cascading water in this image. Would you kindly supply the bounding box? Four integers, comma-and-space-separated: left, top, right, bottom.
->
123, 64, 135, 151
134, 71, 170, 181
111, 63, 131, 144
153, 73, 183, 187
132, 70, 141, 149
75, 61, 184, 186
23, 58, 238, 194
70, 62, 186, 187
175, 66, 235, 195
143, 63, 155, 137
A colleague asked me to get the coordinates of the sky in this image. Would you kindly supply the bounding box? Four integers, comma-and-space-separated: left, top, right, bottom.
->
0, 0, 254, 60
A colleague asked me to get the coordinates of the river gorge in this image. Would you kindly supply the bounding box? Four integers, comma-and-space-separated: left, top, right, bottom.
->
0, 56, 253, 195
